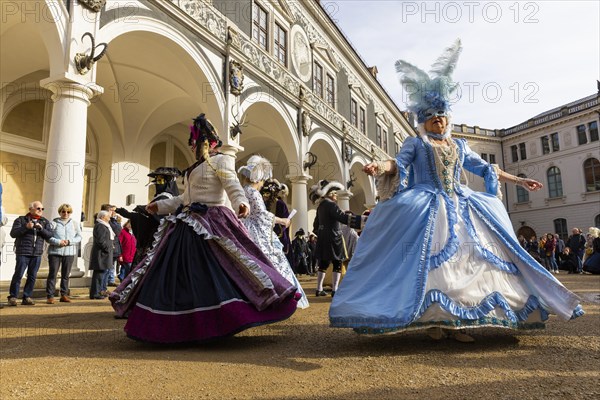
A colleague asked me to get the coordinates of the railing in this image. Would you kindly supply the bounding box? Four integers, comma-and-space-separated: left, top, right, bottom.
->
502, 97, 598, 136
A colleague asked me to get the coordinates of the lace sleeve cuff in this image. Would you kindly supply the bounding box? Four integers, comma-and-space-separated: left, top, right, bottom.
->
376, 160, 408, 202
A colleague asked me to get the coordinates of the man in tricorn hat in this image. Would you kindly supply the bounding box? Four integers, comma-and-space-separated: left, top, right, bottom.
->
291, 228, 311, 275
116, 166, 181, 265
310, 180, 365, 297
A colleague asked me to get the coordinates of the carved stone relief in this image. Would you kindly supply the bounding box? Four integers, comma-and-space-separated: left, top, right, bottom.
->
77, 0, 106, 12
229, 60, 244, 96
290, 25, 311, 83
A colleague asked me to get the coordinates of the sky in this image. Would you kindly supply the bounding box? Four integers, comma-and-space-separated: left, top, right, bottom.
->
327, 0, 599, 129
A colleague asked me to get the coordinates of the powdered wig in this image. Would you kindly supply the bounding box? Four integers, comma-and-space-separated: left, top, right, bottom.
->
238, 155, 273, 183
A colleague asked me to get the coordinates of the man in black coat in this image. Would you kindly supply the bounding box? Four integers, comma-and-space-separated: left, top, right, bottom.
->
566, 228, 586, 273
116, 167, 181, 266
8, 201, 53, 306
310, 180, 364, 297
89, 210, 114, 299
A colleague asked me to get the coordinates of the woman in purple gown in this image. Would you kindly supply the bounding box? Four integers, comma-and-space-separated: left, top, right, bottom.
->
109, 114, 298, 343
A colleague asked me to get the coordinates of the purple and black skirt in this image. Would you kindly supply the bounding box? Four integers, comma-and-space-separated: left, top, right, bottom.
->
110, 204, 298, 344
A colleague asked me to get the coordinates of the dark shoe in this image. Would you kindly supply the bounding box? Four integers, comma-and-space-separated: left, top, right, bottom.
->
8, 297, 18, 307
59, 295, 71, 303
22, 297, 35, 306
90, 295, 106, 300
316, 290, 328, 297
46, 297, 55, 304
331, 291, 336, 298
108, 282, 117, 287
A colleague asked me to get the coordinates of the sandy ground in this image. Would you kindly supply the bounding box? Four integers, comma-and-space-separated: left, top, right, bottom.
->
0, 273, 599, 400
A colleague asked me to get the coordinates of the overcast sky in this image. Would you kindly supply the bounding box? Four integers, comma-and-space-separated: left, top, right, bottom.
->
327, 0, 599, 129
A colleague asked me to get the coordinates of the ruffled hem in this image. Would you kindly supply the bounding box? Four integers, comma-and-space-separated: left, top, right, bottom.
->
330, 290, 551, 329
351, 318, 546, 335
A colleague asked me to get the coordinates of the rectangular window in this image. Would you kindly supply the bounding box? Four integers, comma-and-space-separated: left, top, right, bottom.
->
274, 23, 287, 66
481, 153, 488, 162
551, 132, 560, 152
350, 99, 358, 127
541, 136, 550, 155
359, 107, 366, 134
383, 130, 388, 153
489, 154, 496, 164
326, 74, 335, 108
252, 2, 268, 51
589, 121, 599, 142
519, 142, 527, 160
511, 145, 518, 162
577, 124, 587, 145
395, 141, 400, 155
313, 62, 323, 98
376, 124, 382, 147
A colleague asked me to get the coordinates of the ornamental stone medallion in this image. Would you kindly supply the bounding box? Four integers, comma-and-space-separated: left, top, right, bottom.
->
290, 25, 311, 83
77, 0, 106, 12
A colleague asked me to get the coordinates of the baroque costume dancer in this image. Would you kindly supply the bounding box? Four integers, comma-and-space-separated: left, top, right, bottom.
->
238, 156, 309, 309
329, 40, 583, 341
310, 180, 364, 297
116, 166, 181, 266
110, 114, 298, 343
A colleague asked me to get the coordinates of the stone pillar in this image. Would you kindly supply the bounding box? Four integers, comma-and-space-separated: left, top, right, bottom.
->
287, 174, 311, 234
337, 190, 352, 212
38, 78, 103, 283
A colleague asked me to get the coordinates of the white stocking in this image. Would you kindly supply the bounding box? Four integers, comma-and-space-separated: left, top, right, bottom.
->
332, 272, 342, 292
316, 271, 326, 292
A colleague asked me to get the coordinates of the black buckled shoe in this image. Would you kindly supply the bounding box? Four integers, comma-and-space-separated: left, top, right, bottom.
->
315, 290, 328, 297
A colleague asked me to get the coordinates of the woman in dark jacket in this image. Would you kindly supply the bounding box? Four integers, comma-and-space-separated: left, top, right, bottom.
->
89, 210, 114, 299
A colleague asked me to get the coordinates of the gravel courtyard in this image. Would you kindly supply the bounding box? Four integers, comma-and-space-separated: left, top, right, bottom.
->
1, 274, 599, 400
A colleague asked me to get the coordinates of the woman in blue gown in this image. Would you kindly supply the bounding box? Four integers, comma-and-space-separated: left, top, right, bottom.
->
329, 40, 583, 342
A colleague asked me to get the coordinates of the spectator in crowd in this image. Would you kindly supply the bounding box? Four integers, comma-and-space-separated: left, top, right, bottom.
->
100, 204, 122, 289
8, 201, 53, 306
561, 247, 580, 274
89, 210, 114, 299
0, 183, 6, 308
527, 235, 540, 262
555, 233, 565, 264
517, 235, 527, 249
118, 220, 136, 282
543, 233, 559, 274
46, 203, 82, 303
566, 228, 586, 273
291, 228, 311, 275
583, 227, 600, 274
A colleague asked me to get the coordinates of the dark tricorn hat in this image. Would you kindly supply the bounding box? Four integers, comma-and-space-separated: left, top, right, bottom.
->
148, 167, 182, 179
295, 228, 305, 236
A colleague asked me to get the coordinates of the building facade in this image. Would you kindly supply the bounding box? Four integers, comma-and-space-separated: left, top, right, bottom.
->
499, 94, 600, 240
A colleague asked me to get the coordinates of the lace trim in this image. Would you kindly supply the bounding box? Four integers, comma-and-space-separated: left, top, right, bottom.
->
113, 210, 275, 306
330, 290, 548, 329
375, 161, 405, 202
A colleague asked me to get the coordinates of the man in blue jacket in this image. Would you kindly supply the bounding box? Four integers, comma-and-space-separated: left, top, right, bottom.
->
8, 201, 53, 306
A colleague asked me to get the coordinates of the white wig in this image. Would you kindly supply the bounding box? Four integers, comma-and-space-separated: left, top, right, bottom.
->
238, 155, 273, 183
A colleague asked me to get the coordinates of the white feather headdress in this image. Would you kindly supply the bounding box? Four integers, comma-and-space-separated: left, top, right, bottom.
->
238, 155, 273, 183
395, 39, 462, 124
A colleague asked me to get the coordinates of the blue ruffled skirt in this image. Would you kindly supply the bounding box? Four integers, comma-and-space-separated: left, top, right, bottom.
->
329, 185, 583, 334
